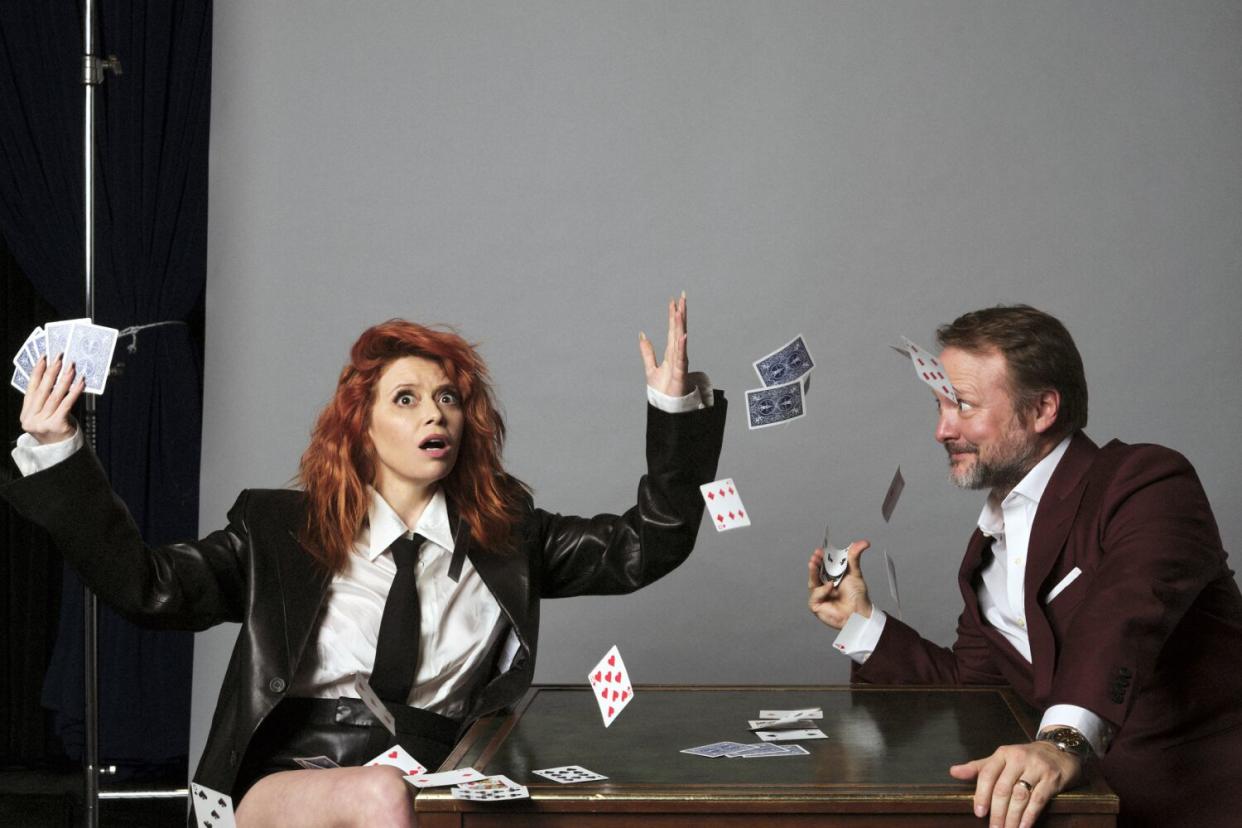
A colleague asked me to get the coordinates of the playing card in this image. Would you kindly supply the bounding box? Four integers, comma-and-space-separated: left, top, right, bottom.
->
28, 326, 46, 363
12, 330, 37, 377
818, 524, 849, 587
43, 319, 90, 361
190, 782, 237, 828
451, 774, 529, 801
757, 728, 827, 742
587, 645, 634, 727
532, 765, 607, 784
680, 741, 754, 758
292, 755, 341, 770
742, 743, 810, 757
407, 767, 484, 788
900, 336, 957, 402
882, 548, 903, 619
881, 466, 904, 523
63, 322, 119, 394
699, 478, 750, 532
745, 379, 806, 429
758, 708, 823, 720
753, 334, 815, 388
366, 744, 426, 776
10, 365, 29, 394
353, 673, 397, 735
747, 718, 816, 731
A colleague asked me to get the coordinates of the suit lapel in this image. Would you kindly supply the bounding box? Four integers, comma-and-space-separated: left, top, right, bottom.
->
263, 495, 332, 677
448, 501, 531, 642
1025, 432, 1097, 696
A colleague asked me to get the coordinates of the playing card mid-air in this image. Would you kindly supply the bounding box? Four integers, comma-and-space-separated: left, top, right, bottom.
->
588, 645, 633, 727
753, 334, 815, 389
895, 335, 957, 403
699, 477, 750, 531
10, 319, 119, 395
881, 466, 905, 523
745, 379, 806, 429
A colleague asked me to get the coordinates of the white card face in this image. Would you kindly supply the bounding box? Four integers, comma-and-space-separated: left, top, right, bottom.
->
901, 336, 957, 402
451, 774, 530, 801
407, 767, 484, 788
190, 782, 237, 828
699, 478, 751, 532
587, 645, 634, 727
63, 322, 118, 394
353, 673, 397, 735
366, 744, 426, 776
532, 765, 607, 784
758, 708, 823, 720
757, 728, 827, 742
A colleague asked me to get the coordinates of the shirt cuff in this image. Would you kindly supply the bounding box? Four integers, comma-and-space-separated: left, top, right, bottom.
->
11, 426, 84, 477
831, 609, 888, 664
1039, 705, 1114, 755
646, 371, 714, 413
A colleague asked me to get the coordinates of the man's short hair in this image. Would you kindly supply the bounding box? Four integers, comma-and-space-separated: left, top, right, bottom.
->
936, 305, 1088, 439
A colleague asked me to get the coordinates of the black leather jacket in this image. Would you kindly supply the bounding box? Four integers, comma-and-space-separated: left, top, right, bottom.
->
2, 393, 726, 798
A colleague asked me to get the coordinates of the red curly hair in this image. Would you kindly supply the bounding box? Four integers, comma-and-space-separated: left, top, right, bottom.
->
298, 320, 527, 573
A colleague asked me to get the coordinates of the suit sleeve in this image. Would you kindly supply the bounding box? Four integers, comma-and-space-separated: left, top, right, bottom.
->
1048, 444, 1228, 730
1, 445, 250, 631
852, 603, 1010, 686
531, 391, 727, 598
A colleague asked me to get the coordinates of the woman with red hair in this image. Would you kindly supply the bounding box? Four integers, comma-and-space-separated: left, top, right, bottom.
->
3, 295, 726, 827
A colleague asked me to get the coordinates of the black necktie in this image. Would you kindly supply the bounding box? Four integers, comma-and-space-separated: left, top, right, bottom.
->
370, 533, 424, 704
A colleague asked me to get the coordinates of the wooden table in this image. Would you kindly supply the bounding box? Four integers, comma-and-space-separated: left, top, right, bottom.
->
416, 685, 1118, 826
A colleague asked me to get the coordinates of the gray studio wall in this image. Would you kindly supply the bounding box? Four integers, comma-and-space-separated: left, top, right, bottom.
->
196, 2, 1242, 766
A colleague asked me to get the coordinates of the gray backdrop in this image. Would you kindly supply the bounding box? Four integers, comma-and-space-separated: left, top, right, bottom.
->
196, 1, 1242, 767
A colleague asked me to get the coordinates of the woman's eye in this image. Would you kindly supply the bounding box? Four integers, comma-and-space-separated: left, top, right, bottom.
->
438, 390, 460, 405
396, 393, 415, 406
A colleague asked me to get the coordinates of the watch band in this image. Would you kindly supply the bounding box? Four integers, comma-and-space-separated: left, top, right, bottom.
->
1037, 726, 1093, 759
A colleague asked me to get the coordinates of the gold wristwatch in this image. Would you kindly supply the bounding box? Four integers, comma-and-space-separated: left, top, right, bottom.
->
1037, 726, 1093, 760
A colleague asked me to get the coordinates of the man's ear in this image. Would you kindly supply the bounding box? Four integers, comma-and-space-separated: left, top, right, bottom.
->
1031, 388, 1061, 435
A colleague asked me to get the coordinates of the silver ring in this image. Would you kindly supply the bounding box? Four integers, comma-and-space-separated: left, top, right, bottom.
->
1016, 779, 1034, 793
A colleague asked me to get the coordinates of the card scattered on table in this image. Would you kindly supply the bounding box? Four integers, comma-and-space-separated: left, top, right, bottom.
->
699, 478, 750, 531
292, 755, 340, 770
190, 782, 237, 828
533, 765, 607, 784
407, 767, 484, 788
588, 645, 633, 727
451, 774, 529, 801
757, 728, 827, 742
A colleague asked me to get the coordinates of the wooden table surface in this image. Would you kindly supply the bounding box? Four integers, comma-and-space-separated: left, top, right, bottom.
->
415, 685, 1118, 827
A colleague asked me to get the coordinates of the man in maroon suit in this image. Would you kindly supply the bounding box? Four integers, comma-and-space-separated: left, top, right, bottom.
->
808, 305, 1242, 828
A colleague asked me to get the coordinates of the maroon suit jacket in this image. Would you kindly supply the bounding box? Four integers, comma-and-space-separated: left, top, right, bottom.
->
854, 432, 1242, 827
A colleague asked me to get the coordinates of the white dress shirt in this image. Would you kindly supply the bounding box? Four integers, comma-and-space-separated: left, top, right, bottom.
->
12, 374, 715, 719
832, 436, 1113, 754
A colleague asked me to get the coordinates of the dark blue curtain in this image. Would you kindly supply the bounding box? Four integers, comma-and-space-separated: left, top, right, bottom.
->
0, 1, 211, 773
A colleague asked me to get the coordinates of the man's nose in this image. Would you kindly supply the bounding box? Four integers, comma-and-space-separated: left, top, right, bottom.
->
935, 406, 957, 444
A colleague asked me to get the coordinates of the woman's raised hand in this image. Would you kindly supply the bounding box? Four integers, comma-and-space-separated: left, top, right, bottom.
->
639, 292, 689, 398
20, 354, 84, 445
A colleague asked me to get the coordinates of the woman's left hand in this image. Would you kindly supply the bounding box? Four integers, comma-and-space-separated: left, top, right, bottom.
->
640, 292, 689, 398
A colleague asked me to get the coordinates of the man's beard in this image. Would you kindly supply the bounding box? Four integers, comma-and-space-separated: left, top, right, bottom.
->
945, 429, 1040, 493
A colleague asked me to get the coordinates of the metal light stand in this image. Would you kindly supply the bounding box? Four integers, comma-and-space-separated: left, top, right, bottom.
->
79, 7, 187, 825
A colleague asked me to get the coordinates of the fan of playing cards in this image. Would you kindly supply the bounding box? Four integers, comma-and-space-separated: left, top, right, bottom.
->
10, 319, 120, 395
